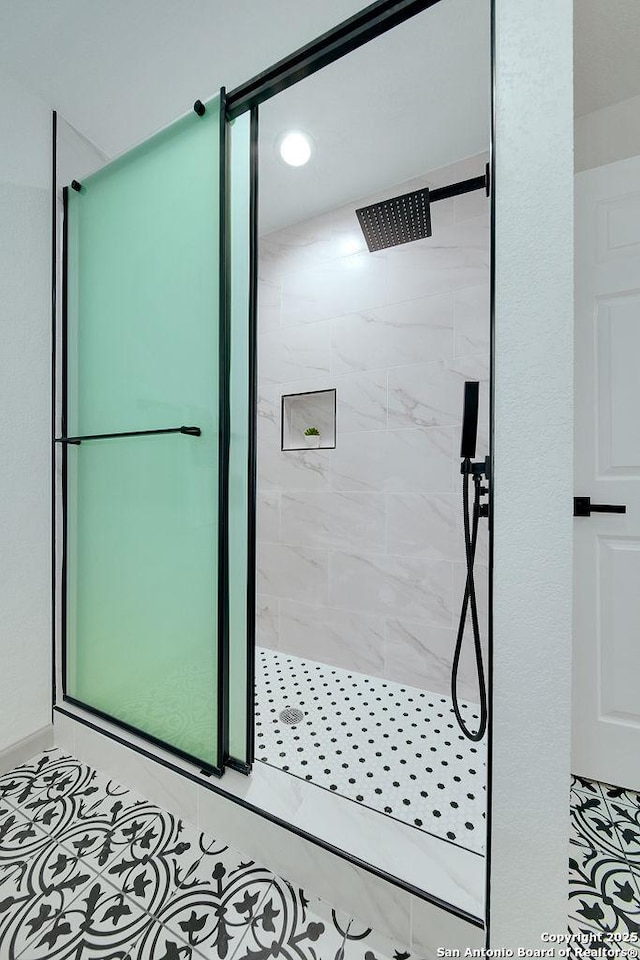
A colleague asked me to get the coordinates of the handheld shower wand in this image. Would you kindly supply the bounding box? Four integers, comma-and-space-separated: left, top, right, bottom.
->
452, 382, 489, 742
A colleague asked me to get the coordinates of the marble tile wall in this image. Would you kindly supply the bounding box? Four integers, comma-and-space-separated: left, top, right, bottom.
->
256, 154, 490, 701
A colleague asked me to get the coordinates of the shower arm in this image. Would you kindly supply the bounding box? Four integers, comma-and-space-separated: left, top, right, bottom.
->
429, 167, 489, 205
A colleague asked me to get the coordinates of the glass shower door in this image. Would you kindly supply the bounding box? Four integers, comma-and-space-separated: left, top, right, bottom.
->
63, 96, 225, 771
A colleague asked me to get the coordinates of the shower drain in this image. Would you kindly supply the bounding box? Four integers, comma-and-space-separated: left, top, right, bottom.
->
279, 707, 304, 725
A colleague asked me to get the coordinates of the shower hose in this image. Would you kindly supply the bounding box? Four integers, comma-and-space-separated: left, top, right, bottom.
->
451, 458, 488, 742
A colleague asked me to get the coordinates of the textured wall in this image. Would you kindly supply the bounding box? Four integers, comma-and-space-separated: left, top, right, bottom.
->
575, 92, 640, 173
256, 153, 490, 700
489, 0, 573, 945
0, 75, 52, 751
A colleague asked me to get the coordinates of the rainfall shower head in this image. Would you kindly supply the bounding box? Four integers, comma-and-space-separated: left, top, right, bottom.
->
355, 188, 432, 252
355, 170, 489, 253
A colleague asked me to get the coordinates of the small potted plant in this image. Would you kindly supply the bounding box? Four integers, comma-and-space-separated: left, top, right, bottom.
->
302, 426, 321, 448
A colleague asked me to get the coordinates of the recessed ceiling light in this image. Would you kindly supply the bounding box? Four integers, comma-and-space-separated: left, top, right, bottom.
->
278, 130, 313, 167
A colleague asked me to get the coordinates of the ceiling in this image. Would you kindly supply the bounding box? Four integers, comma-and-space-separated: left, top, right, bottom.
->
257, 0, 490, 233
0, 0, 371, 157
1, 0, 639, 230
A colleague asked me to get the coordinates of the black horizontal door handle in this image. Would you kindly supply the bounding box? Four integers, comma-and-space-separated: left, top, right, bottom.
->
574, 496, 627, 517
55, 426, 201, 445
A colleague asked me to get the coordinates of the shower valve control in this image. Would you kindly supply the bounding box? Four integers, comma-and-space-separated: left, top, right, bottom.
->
461, 455, 491, 481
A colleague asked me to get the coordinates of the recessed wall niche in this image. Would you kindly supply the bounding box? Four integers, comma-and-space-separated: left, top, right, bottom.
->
281, 389, 336, 451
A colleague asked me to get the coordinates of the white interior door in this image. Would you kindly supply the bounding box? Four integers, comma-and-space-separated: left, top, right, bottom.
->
573, 154, 640, 791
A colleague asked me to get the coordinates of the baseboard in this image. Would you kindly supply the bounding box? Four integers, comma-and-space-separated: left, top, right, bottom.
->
0, 725, 55, 775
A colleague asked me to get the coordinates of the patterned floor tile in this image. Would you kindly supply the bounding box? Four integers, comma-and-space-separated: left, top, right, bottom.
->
3, 749, 106, 815
102, 812, 217, 918
0, 751, 70, 809
48, 802, 149, 878
572, 776, 605, 800
571, 789, 631, 862
286, 894, 411, 960
0, 837, 98, 959
15, 874, 153, 960
228, 876, 347, 960
0, 802, 57, 872
600, 785, 640, 811
606, 803, 640, 869
153, 840, 276, 959
130, 917, 201, 958
569, 826, 640, 940
5, 751, 156, 881
339, 916, 413, 960
22, 752, 136, 824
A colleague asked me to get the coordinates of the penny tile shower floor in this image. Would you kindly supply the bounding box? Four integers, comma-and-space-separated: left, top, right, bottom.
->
255, 648, 486, 854
0, 749, 414, 960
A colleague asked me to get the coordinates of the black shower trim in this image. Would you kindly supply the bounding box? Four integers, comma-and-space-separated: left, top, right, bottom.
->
50, 110, 57, 724
62, 695, 223, 777
53, 703, 484, 931
218, 85, 231, 773
484, 0, 496, 943
60, 185, 69, 710
243, 104, 260, 770
226, 0, 443, 119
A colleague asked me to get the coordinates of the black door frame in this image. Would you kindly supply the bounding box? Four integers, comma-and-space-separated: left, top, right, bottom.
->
52, 0, 495, 936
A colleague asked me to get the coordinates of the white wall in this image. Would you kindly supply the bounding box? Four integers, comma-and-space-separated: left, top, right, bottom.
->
0, 74, 52, 751
575, 92, 640, 173
257, 154, 490, 699
490, 0, 573, 945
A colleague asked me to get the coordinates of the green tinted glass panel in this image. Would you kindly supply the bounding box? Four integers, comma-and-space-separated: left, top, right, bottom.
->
228, 112, 253, 763
65, 97, 221, 768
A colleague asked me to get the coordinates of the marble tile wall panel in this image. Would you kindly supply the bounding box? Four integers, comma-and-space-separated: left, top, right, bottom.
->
258, 413, 331, 492
386, 493, 459, 560
386, 216, 491, 305
259, 204, 369, 277
329, 551, 453, 626
385, 617, 482, 703
387, 355, 489, 431
331, 294, 454, 375
330, 426, 455, 493
455, 284, 491, 357
257, 276, 281, 333
256, 154, 491, 690
258, 543, 329, 605
257, 595, 280, 649
259, 443, 332, 492
336, 368, 388, 432
258, 319, 331, 384
281, 251, 388, 326
454, 186, 491, 223
257, 491, 280, 543
280, 491, 386, 552
279, 600, 386, 675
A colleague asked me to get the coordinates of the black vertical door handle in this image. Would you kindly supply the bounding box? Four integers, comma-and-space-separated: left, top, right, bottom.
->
574, 497, 627, 517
